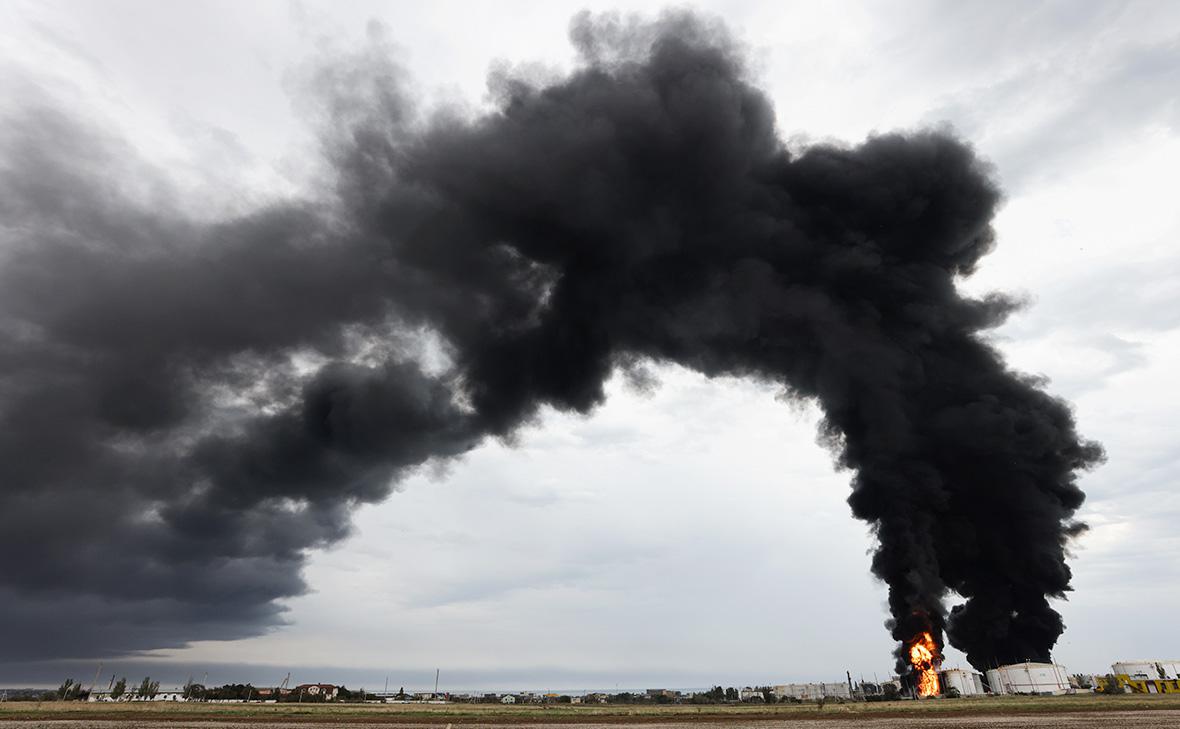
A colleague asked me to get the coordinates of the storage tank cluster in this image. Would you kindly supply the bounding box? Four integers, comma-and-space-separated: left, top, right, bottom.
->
939, 668, 985, 696
913, 657, 1179, 698
984, 662, 1072, 695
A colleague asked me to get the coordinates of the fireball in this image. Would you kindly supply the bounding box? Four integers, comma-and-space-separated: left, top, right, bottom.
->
908, 631, 941, 698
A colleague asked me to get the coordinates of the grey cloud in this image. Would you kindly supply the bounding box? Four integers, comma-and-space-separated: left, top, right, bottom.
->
1, 9, 1099, 682
0, 659, 731, 693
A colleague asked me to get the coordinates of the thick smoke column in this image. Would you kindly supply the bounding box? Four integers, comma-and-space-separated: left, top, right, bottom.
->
0, 11, 1101, 669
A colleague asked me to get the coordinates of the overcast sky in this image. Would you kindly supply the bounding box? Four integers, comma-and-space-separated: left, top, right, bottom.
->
2, 0, 1178, 691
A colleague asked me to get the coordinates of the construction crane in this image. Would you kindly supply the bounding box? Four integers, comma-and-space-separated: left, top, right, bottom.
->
88, 662, 104, 700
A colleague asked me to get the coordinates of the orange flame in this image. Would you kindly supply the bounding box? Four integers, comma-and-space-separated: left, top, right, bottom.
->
908, 631, 941, 698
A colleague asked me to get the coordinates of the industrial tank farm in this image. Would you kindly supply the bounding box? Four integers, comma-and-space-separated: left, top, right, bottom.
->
940, 668, 986, 696
985, 662, 1072, 696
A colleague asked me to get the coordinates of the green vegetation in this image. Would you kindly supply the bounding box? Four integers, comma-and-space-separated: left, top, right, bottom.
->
55, 679, 81, 701
137, 677, 161, 700
1, 692, 1179, 723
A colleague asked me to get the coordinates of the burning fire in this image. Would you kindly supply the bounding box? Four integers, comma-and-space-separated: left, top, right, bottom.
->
908, 631, 941, 698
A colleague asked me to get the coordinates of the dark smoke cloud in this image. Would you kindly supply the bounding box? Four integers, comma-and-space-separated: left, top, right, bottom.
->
0, 10, 1100, 670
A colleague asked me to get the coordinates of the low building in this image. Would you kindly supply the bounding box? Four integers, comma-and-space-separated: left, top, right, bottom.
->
89, 689, 186, 702
1103, 660, 1180, 694
772, 682, 851, 701
295, 684, 339, 700
939, 669, 985, 696
500, 694, 516, 704
985, 663, 1071, 695
1113, 661, 1180, 681
1109, 674, 1165, 695
411, 691, 445, 702
856, 678, 902, 698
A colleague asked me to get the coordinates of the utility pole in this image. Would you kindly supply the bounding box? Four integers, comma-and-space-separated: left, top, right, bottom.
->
434, 669, 439, 697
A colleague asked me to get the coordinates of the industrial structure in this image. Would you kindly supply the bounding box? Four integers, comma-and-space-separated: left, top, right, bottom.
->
985, 662, 1071, 695
771, 682, 851, 700
88, 688, 186, 702
1113, 660, 1180, 680
59, 656, 1180, 705
1099, 660, 1180, 694
939, 668, 985, 696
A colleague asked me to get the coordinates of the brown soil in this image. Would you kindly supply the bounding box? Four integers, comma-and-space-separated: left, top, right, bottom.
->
3, 710, 1180, 728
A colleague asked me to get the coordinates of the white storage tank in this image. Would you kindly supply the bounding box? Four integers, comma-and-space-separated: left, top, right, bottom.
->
985, 662, 1071, 695
1112, 661, 1180, 680
940, 668, 985, 696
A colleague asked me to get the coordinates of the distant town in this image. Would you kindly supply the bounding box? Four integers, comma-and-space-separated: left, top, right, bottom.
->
4, 659, 1177, 704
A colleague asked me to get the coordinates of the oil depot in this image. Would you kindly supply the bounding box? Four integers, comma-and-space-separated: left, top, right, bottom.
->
919, 662, 1072, 697
938, 668, 986, 696
984, 662, 1072, 695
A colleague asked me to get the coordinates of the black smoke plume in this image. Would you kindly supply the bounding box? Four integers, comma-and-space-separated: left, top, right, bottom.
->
0, 11, 1101, 669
